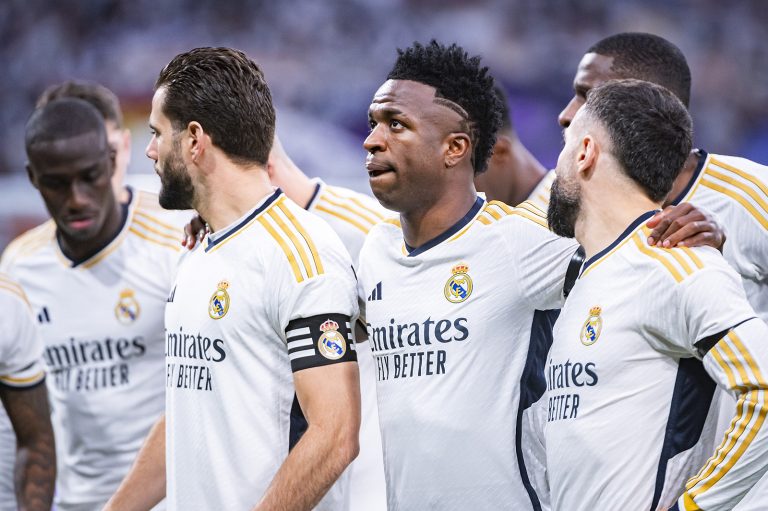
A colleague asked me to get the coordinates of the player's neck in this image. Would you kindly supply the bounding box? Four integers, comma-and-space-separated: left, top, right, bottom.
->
400, 186, 477, 249
506, 136, 547, 206
195, 163, 273, 233
664, 150, 701, 207
576, 191, 659, 260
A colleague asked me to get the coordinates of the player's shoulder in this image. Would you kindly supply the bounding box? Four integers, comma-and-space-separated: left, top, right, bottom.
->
126, 189, 188, 254
0, 272, 31, 309
1, 219, 56, 270
706, 153, 768, 181
311, 182, 393, 234
526, 170, 556, 211
698, 152, 768, 201
255, 194, 351, 283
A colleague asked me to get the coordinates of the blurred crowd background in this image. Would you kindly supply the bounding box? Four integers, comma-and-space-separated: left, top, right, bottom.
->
1, 0, 766, 249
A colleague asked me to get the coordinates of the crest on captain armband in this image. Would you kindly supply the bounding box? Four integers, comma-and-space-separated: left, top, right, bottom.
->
318, 319, 347, 360
208, 280, 231, 320
580, 306, 603, 346
444, 262, 473, 303
115, 288, 140, 325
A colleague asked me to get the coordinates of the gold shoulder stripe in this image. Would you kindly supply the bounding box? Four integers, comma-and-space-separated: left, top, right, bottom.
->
519, 200, 546, 216
706, 167, 768, 218
516, 201, 548, 220
0, 282, 30, 305
477, 215, 492, 225
485, 205, 502, 220
318, 194, 379, 227
128, 227, 180, 252
632, 234, 683, 283
488, 200, 515, 214
277, 201, 324, 276
132, 217, 182, 243
681, 247, 704, 270
729, 331, 767, 386
257, 215, 303, 282
709, 157, 768, 198
133, 210, 182, 235
4, 222, 55, 260
512, 209, 549, 229
315, 204, 370, 234
383, 218, 402, 228
267, 208, 314, 279
701, 178, 768, 230
347, 195, 387, 221
660, 247, 694, 276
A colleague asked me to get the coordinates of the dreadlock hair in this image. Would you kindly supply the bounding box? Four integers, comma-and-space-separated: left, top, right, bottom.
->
387, 40, 503, 174
588, 33, 691, 107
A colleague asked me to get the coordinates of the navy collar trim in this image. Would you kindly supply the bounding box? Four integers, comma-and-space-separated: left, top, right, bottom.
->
579, 210, 658, 276
304, 181, 322, 211
670, 149, 708, 206
405, 196, 484, 257
205, 189, 282, 252
64, 187, 133, 267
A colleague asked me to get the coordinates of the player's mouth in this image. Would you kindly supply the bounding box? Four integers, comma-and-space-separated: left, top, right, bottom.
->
63, 214, 97, 231
366, 160, 395, 179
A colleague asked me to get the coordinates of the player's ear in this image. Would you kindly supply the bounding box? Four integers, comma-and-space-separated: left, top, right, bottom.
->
577, 135, 598, 178
445, 132, 471, 168
186, 121, 207, 163
25, 163, 39, 189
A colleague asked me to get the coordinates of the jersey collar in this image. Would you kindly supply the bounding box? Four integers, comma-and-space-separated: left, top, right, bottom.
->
205, 188, 282, 252
669, 149, 708, 205
304, 180, 323, 211
404, 196, 485, 257
579, 209, 658, 276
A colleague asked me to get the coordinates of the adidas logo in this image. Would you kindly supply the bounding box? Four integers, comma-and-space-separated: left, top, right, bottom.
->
37, 306, 51, 324
367, 282, 382, 301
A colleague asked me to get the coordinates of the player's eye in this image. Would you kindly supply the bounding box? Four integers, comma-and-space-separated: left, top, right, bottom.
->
368, 119, 376, 132
389, 119, 404, 129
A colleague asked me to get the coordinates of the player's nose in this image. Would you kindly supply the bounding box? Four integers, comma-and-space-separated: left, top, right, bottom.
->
363, 124, 385, 154
558, 99, 578, 128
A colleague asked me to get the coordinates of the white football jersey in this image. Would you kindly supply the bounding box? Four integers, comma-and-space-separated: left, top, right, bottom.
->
525, 170, 555, 210
0, 274, 46, 511
165, 190, 358, 511
357, 196, 577, 510
0, 189, 184, 510
544, 212, 768, 510
307, 179, 389, 511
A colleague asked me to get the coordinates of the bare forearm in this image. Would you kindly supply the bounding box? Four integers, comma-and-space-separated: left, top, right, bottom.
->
104, 415, 167, 511
15, 437, 55, 511
254, 424, 358, 511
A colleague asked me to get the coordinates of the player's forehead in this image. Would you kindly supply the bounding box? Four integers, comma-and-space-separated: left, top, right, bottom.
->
29, 131, 107, 171
149, 87, 172, 128
572, 52, 617, 93
369, 80, 439, 117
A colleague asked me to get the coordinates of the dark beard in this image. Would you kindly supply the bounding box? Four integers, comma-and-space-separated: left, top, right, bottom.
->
158, 150, 194, 210
547, 177, 580, 238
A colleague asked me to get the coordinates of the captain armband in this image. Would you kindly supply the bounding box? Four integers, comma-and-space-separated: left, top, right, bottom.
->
285, 313, 357, 372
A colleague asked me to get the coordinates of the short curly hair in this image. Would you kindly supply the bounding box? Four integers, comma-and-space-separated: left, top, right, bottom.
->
387, 40, 503, 174
588, 33, 691, 107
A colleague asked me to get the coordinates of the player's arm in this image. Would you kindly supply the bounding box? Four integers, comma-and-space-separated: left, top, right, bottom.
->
646, 202, 726, 250
254, 315, 361, 511
103, 414, 166, 511
0, 380, 55, 511
677, 318, 768, 510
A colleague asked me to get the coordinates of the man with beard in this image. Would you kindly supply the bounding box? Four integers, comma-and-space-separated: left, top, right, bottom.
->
556, 32, 768, 508
544, 78, 768, 511
1, 98, 182, 510
107, 47, 360, 511
356, 40, 723, 509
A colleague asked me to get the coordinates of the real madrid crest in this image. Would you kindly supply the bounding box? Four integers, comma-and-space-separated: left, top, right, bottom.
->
580, 306, 603, 346
208, 280, 231, 320
318, 319, 347, 360
115, 288, 140, 325
444, 262, 473, 303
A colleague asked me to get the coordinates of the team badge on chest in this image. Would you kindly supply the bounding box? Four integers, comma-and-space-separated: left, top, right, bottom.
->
444, 262, 473, 303
208, 280, 231, 320
580, 306, 603, 346
318, 319, 347, 360
115, 289, 140, 325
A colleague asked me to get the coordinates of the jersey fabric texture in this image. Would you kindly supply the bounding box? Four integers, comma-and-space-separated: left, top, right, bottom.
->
165, 190, 358, 511
0, 189, 183, 511
0, 275, 45, 511
543, 212, 768, 510
306, 179, 390, 511
357, 196, 577, 510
